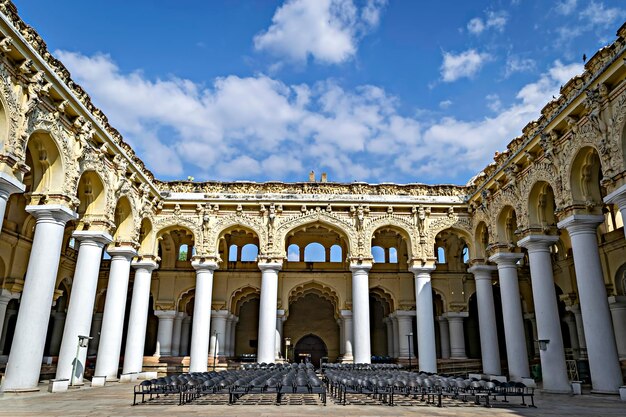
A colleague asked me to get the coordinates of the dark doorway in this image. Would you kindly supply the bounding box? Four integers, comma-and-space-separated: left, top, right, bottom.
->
294, 334, 327, 368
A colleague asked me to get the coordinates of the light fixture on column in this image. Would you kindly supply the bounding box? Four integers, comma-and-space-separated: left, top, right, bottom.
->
71, 335, 92, 386
284, 338, 291, 362
536, 339, 550, 351
407, 332, 413, 370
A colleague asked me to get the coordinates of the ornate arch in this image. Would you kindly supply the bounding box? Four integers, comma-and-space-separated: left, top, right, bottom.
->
286, 280, 342, 318
0, 65, 21, 155
426, 212, 473, 253
203, 213, 266, 259
152, 214, 201, 256
276, 211, 357, 258
229, 284, 260, 315
365, 215, 416, 260
369, 285, 395, 315
518, 161, 564, 210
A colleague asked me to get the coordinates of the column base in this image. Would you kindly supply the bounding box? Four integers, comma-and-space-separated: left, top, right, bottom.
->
338, 355, 354, 363
90, 376, 107, 387
590, 389, 620, 395
540, 388, 572, 394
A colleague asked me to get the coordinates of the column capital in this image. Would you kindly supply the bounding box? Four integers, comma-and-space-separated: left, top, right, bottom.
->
276, 309, 285, 319
0, 289, 20, 304
191, 258, 219, 271
518, 234, 559, 252
394, 309, 415, 318
467, 264, 497, 278
175, 311, 187, 319
258, 260, 282, 272
211, 309, 230, 318
131, 258, 158, 271
443, 311, 469, 319
0, 172, 25, 196
566, 303, 581, 314
489, 251, 523, 266
409, 264, 436, 275
604, 183, 626, 206
349, 261, 372, 273
25, 204, 78, 225
340, 309, 353, 319
154, 310, 176, 319
557, 214, 604, 235
72, 230, 113, 247
608, 296, 626, 310
107, 245, 137, 260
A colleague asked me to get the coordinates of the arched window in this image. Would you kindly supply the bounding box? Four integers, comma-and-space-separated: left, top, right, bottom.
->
241, 244, 259, 262
228, 244, 238, 262
178, 244, 189, 261
388, 247, 398, 263
304, 242, 325, 262
462, 246, 469, 263
437, 246, 446, 264
287, 244, 300, 262
330, 244, 342, 262
372, 246, 385, 263
68, 237, 76, 249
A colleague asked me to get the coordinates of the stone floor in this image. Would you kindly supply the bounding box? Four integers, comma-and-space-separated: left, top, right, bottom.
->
0, 381, 624, 417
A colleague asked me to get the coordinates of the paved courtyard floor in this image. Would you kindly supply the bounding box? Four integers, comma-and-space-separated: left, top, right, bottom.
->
0, 380, 624, 417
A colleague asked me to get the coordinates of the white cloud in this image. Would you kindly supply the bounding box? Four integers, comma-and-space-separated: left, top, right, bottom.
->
439, 100, 453, 109
555, 0, 577, 15
253, 0, 387, 65
579, 1, 624, 27
485, 94, 502, 112
440, 49, 491, 82
56, 51, 583, 184
505, 56, 536, 77
467, 10, 508, 35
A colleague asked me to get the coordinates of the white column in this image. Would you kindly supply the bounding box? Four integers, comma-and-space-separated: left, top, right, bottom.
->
94, 246, 137, 381
391, 314, 400, 358
567, 304, 587, 358
180, 315, 192, 356
0, 173, 25, 232
189, 259, 218, 372
489, 252, 530, 380
395, 310, 415, 360
208, 310, 228, 359
437, 316, 451, 359
350, 262, 372, 364
121, 259, 157, 374
229, 316, 238, 357
608, 296, 626, 360
604, 183, 626, 240
558, 215, 622, 393
48, 311, 66, 356
383, 317, 393, 357
517, 235, 571, 394
257, 261, 281, 364
468, 264, 501, 375
2, 205, 77, 391
171, 312, 184, 356
410, 265, 437, 373
0, 290, 19, 347
88, 312, 103, 356
445, 312, 468, 359
562, 313, 579, 358
340, 310, 353, 361
275, 309, 285, 360
154, 310, 176, 357
524, 313, 540, 359
56, 231, 111, 383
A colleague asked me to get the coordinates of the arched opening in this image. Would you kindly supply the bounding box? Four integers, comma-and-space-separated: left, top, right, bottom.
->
294, 334, 328, 368
371, 245, 385, 263
569, 147, 603, 213
304, 242, 325, 262
76, 171, 107, 219
474, 221, 490, 261
330, 244, 342, 262
496, 206, 518, 246
370, 288, 393, 359
528, 181, 557, 232
287, 244, 300, 261
138, 218, 154, 255
228, 244, 238, 261
434, 228, 471, 271
112, 197, 135, 243
437, 246, 446, 263
388, 247, 398, 263
25, 132, 65, 194
0, 99, 8, 151
371, 226, 410, 271
156, 226, 195, 269
240, 243, 259, 262
218, 226, 259, 270
178, 244, 189, 261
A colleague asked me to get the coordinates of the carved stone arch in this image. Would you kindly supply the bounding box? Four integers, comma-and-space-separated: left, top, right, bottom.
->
432, 226, 474, 261
23, 128, 72, 199
431, 287, 448, 314
519, 162, 564, 209
365, 215, 416, 261
176, 286, 196, 312
426, 214, 473, 257
286, 280, 342, 318
0, 66, 20, 155
276, 211, 357, 259
21, 214, 36, 239
488, 187, 523, 231
229, 285, 260, 315
151, 215, 201, 257
137, 216, 155, 256
206, 215, 266, 259
369, 285, 396, 316
609, 89, 626, 175
565, 145, 604, 211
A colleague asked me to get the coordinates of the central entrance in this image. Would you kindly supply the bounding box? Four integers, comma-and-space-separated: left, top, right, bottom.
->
294, 334, 327, 367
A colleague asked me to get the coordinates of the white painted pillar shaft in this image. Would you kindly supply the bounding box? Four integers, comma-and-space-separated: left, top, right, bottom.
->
180, 316, 192, 356
208, 310, 228, 357
154, 310, 176, 356
562, 314, 579, 358
257, 261, 281, 364
384, 317, 393, 357
171, 312, 184, 357
189, 260, 218, 372
437, 316, 451, 359
48, 311, 66, 356
337, 318, 345, 356
489, 252, 529, 380
341, 310, 354, 361
56, 231, 111, 383
520, 234, 570, 392
468, 264, 501, 375
229, 316, 238, 357
275, 310, 285, 360
391, 315, 400, 358
224, 315, 232, 358
121, 259, 157, 374
608, 296, 626, 360
395, 311, 415, 359
94, 246, 136, 381
88, 313, 103, 356
569, 304, 587, 358
558, 215, 623, 393
411, 265, 437, 373
2, 205, 76, 391
445, 312, 468, 359
350, 263, 372, 364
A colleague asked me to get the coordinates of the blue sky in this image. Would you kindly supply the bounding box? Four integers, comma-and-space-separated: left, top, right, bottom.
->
13, 0, 626, 185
